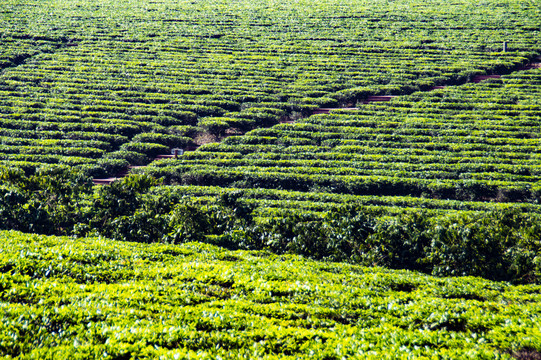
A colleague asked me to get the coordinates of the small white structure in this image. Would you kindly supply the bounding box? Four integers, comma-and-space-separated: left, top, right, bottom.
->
171, 148, 184, 157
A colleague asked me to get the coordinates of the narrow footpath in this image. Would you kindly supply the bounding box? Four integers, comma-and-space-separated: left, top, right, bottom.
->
93, 56, 541, 185
314, 57, 540, 115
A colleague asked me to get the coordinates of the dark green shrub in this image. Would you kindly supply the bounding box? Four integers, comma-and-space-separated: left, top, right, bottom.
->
132, 132, 193, 148
198, 118, 229, 137
365, 211, 432, 271
103, 150, 150, 166
168, 125, 199, 137
119, 142, 169, 158
97, 158, 129, 175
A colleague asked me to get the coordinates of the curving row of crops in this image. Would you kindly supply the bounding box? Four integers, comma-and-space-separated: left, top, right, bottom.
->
138, 67, 541, 216
1, 0, 540, 177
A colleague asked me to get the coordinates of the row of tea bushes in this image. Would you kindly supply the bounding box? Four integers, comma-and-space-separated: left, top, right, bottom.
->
142, 69, 541, 203
1, 0, 540, 174
0, 230, 539, 358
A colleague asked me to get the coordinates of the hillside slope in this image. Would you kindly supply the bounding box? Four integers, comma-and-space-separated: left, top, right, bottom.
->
1, 0, 540, 176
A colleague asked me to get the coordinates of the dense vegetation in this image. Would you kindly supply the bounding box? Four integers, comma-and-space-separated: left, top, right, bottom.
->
1, 168, 540, 284
2, 0, 541, 356
1, 230, 540, 359
0, 0, 540, 175
143, 68, 541, 205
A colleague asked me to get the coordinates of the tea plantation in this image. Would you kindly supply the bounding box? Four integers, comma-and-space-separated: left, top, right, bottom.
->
1, 230, 540, 359
1, 0, 540, 176
1, 0, 541, 357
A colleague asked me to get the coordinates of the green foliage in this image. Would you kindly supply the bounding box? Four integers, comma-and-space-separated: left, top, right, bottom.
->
165, 201, 212, 244
165, 192, 257, 247
119, 142, 170, 158
103, 150, 150, 166
2, 169, 540, 284
88, 174, 163, 238
1, 0, 541, 320
367, 211, 433, 271
132, 132, 193, 148
168, 125, 199, 138
426, 209, 541, 282
96, 157, 129, 175
0, 166, 92, 234
3, 0, 540, 179
198, 118, 230, 137
141, 68, 541, 209
0, 230, 540, 358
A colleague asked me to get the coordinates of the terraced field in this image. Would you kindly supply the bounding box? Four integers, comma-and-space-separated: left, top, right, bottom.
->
2, 1, 541, 357
141, 66, 541, 218
1, 0, 540, 178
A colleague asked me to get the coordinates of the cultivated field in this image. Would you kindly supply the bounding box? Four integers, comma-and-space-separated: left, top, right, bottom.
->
1, 230, 540, 359
1, 0, 541, 357
1, 0, 540, 177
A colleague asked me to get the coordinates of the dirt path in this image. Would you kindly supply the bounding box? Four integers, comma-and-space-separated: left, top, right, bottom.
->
314, 56, 541, 115
93, 56, 541, 185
